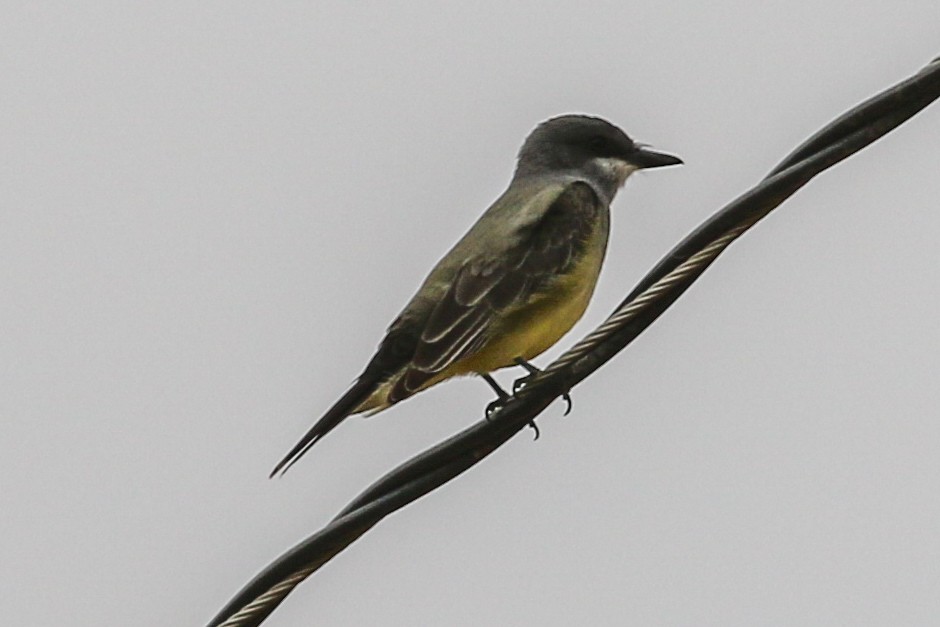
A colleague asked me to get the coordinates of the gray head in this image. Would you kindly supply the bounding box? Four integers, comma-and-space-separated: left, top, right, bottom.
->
515, 114, 682, 199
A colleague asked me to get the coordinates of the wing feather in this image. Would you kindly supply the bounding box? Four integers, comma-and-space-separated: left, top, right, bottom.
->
399, 181, 602, 390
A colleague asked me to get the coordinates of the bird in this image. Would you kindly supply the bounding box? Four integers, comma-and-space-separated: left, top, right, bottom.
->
271, 114, 682, 476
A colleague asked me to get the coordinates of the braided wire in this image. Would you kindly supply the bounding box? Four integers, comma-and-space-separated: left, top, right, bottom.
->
546, 220, 754, 377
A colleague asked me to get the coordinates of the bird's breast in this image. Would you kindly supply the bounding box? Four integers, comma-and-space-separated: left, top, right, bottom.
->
452, 222, 608, 375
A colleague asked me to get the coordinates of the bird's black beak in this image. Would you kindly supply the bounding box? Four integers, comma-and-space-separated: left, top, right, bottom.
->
630, 145, 683, 169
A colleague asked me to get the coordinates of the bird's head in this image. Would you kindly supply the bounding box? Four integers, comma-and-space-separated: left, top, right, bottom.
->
515, 114, 682, 195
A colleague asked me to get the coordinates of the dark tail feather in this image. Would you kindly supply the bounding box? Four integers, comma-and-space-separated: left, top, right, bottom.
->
269, 377, 379, 478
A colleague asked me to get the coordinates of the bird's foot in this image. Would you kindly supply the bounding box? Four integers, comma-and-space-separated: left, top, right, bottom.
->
511, 358, 573, 416
511, 357, 540, 394
482, 373, 509, 421
485, 398, 505, 421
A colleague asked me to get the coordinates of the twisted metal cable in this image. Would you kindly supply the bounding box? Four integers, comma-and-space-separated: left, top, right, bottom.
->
218, 567, 315, 626
206, 57, 940, 627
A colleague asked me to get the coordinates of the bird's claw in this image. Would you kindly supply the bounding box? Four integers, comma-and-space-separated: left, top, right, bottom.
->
561, 392, 573, 416
527, 420, 540, 440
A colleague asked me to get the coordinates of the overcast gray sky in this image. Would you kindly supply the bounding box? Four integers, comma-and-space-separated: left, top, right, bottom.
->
3, 2, 939, 626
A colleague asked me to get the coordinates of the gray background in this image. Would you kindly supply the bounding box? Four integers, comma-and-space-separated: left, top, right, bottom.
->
3, 2, 939, 626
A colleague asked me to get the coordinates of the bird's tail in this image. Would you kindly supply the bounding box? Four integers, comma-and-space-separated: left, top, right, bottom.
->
269, 376, 379, 477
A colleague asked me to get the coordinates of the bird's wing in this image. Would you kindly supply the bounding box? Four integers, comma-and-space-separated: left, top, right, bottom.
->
269, 180, 602, 476
389, 180, 602, 401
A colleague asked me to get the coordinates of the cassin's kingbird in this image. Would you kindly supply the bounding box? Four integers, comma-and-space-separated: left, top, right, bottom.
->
272, 114, 681, 476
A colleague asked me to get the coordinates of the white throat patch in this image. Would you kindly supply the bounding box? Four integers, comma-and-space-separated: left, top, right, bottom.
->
592, 157, 638, 189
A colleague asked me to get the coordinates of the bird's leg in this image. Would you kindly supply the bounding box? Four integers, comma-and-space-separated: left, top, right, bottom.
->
482, 373, 509, 420
481, 372, 541, 440
513, 358, 552, 439
511, 357, 540, 392
512, 357, 573, 416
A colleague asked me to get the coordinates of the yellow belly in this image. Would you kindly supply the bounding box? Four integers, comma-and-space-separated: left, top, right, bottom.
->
442, 238, 605, 377
449, 279, 592, 374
